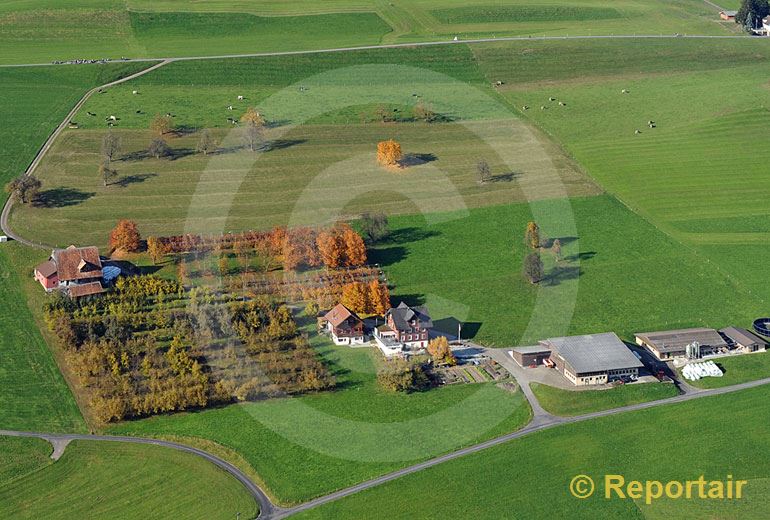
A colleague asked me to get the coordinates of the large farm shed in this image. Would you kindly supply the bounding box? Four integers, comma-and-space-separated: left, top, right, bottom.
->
634, 328, 727, 361
538, 333, 643, 386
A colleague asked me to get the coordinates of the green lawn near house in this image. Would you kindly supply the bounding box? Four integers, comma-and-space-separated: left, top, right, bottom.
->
530, 381, 680, 416
369, 195, 766, 347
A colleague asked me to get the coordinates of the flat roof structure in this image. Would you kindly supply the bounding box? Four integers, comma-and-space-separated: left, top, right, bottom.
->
512, 345, 552, 355
541, 333, 643, 373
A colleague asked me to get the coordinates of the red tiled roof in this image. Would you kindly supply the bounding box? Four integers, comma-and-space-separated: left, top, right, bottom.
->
52, 245, 103, 282
68, 281, 105, 298
324, 303, 361, 328
34, 260, 57, 278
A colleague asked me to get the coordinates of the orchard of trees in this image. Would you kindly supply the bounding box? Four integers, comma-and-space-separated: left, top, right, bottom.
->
44, 275, 333, 422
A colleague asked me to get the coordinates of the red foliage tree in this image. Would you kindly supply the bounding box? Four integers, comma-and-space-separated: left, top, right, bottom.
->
109, 219, 141, 252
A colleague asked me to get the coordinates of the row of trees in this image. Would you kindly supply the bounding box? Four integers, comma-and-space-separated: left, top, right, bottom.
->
147, 222, 369, 272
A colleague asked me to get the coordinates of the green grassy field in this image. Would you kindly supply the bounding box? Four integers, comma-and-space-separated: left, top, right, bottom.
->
530, 381, 679, 416
0, 63, 147, 200
479, 38, 770, 306
0, 245, 84, 432
0, 0, 739, 65
0, 438, 258, 519
10, 120, 595, 248
680, 351, 770, 389
369, 195, 766, 346
0, 63, 149, 432
108, 330, 532, 504
293, 383, 770, 519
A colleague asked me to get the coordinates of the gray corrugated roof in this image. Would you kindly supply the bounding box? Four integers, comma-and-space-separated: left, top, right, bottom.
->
544, 333, 643, 373
635, 328, 727, 353
720, 327, 766, 348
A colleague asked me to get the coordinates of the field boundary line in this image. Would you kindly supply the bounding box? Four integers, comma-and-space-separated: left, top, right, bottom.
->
0, 34, 755, 69
0, 60, 171, 250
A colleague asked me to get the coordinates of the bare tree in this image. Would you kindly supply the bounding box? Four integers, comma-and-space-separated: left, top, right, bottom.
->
148, 137, 170, 159
243, 123, 264, 152
99, 160, 118, 187
5, 175, 42, 204
477, 159, 491, 183
196, 129, 216, 155
101, 131, 122, 162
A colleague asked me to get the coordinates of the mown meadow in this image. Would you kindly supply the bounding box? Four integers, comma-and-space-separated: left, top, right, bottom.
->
0, 436, 257, 519
0, 0, 736, 64
293, 383, 770, 519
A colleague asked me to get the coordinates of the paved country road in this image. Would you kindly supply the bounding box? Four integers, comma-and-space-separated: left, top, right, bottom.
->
3, 374, 769, 519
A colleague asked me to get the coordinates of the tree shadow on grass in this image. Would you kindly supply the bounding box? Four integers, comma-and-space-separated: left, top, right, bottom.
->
541, 264, 582, 287
33, 188, 95, 208
113, 173, 157, 188
383, 227, 440, 245
433, 317, 483, 340
390, 293, 426, 307
368, 245, 407, 267
168, 147, 196, 161
484, 172, 520, 183
398, 153, 437, 168
119, 150, 149, 162
267, 139, 307, 151
563, 251, 596, 262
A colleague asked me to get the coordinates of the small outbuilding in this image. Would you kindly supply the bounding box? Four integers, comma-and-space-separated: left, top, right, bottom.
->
720, 10, 737, 20
511, 345, 552, 367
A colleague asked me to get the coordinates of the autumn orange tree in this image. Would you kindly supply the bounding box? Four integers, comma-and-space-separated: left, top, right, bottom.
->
377, 139, 402, 166
342, 225, 367, 266
316, 227, 345, 268
109, 219, 141, 252
427, 336, 456, 366
240, 107, 265, 126
524, 221, 540, 250
367, 279, 390, 315
340, 282, 368, 313
150, 114, 172, 136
